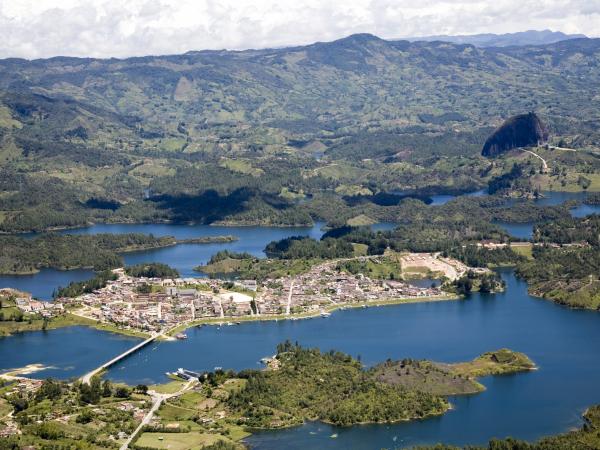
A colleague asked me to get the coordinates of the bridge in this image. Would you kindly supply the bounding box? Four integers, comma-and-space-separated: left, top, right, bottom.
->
81, 333, 160, 384
81, 321, 193, 384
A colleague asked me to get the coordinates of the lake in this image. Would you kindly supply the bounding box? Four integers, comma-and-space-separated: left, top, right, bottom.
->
2, 270, 600, 448
493, 191, 600, 239
0, 189, 597, 298
0, 222, 393, 300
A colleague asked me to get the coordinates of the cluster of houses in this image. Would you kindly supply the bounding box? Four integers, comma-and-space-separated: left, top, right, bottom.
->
258, 259, 443, 315
54, 269, 257, 331
1, 288, 63, 318
47, 258, 447, 333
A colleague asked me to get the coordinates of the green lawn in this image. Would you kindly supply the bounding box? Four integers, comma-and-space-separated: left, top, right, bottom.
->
150, 380, 188, 394
135, 431, 229, 450
351, 243, 369, 256
157, 402, 197, 421
510, 243, 533, 260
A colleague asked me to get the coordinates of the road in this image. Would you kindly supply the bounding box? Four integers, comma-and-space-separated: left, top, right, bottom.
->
285, 280, 294, 315
548, 145, 576, 152
119, 378, 196, 450
522, 149, 548, 173
80, 333, 160, 384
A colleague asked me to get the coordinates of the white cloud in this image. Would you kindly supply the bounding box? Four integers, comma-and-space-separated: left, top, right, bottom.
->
0, 0, 598, 59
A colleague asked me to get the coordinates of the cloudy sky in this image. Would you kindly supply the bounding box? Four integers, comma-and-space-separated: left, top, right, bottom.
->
1, 0, 598, 59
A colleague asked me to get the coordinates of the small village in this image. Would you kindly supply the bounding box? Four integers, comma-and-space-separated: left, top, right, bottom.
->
11, 254, 468, 335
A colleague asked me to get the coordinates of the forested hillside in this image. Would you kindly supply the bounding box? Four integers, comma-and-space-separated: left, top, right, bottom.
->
1, 34, 600, 231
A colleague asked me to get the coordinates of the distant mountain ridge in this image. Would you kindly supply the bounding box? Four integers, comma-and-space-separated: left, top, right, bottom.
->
1, 32, 600, 163
405, 30, 587, 47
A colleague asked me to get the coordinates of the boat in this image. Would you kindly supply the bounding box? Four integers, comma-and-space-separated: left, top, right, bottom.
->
175, 333, 187, 340
320, 311, 331, 317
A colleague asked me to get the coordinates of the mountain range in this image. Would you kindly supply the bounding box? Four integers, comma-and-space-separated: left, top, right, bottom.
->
405, 30, 587, 47
0, 32, 599, 231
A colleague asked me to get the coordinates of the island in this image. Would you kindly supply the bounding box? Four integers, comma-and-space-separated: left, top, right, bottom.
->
1, 251, 504, 338
0, 234, 239, 275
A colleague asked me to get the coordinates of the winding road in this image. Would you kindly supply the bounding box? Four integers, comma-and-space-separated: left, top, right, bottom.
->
522, 149, 548, 173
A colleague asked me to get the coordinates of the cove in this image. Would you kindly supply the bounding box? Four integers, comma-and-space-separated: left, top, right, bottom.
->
0, 326, 139, 380
494, 191, 600, 239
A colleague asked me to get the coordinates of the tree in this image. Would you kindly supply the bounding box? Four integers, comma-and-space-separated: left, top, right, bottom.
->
79, 377, 102, 404
135, 384, 148, 395
114, 386, 131, 398
36, 378, 62, 401
102, 380, 112, 397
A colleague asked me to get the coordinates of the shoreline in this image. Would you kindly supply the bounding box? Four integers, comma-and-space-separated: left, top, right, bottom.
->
0, 236, 240, 276
1, 293, 458, 340
166, 293, 459, 336
0, 312, 151, 339
0, 219, 319, 236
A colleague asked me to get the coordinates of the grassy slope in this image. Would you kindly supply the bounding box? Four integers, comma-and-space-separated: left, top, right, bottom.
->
371, 349, 536, 396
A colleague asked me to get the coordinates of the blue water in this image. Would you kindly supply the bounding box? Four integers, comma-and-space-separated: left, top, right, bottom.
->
0, 268, 95, 300
0, 326, 139, 380
429, 189, 487, 206
2, 270, 599, 448
492, 221, 536, 240
571, 203, 600, 218
493, 191, 600, 239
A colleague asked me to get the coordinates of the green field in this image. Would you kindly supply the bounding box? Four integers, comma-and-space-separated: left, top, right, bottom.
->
135, 432, 230, 450
510, 243, 534, 260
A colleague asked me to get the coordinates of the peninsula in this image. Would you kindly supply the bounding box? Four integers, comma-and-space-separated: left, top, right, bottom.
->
0, 343, 535, 449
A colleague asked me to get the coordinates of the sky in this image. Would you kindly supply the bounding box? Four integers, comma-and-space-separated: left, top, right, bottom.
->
0, 0, 599, 59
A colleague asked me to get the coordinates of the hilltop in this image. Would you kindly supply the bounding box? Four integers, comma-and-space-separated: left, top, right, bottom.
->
482, 112, 549, 157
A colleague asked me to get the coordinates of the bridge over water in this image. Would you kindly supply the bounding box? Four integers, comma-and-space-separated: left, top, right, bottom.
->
80, 324, 185, 384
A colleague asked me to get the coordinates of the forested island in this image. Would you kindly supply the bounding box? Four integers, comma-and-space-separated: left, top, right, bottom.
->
0, 233, 237, 275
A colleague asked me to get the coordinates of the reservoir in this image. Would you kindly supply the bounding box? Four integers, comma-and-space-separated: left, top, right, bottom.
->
0, 222, 395, 300
2, 270, 599, 448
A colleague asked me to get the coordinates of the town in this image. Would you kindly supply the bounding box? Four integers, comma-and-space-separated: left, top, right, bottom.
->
14, 254, 469, 335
